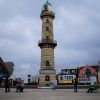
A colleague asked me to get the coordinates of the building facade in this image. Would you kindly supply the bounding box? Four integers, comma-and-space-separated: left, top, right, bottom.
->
57, 68, 77, 85
78, 65, 98, 85
57, 65, 99, 85
31, 75, 39, 84
38, 1, 57, 86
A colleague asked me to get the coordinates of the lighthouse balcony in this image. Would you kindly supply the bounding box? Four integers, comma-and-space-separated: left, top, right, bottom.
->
38, 39, 57, 48
40, 11, 55, 19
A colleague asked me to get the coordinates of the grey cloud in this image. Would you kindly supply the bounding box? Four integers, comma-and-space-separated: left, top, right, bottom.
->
54, 0, 100, 70
0, 0, 43, 21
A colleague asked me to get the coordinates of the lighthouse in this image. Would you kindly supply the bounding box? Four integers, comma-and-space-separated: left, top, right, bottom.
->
38, 1, 57, 86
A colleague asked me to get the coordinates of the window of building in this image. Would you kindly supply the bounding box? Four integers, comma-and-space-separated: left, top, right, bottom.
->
86, 74, 90, 78
93, 73, 95, 76
46, 27, 49, 31
46, 19, 49, 23
69, 76, 71, 80
46, 36, 49, 39
46, 61, 49, 66
72, 70, 75, 74
45, 75, 50, 81
64, 76, 67, 80
67, 76, 68, 80
70, 76, 73, 80
85, 68, 91, 74
66, 71, 68, 74
60, 76, 63, 80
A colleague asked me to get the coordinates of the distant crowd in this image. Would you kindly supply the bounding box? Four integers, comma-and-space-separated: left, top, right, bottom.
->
1, 77, 24, 92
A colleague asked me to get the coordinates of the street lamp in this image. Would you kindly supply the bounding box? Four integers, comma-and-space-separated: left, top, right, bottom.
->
76, 67, 79, 84
28, 74, 31, 85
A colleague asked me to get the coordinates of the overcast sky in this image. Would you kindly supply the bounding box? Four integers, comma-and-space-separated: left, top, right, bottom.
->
0, 0, 100, 81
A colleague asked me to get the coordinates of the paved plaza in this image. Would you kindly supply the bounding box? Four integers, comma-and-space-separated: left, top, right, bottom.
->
0, 88, 100, 100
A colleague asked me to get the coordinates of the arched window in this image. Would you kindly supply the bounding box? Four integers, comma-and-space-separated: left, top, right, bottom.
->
46, 36, 49, 39
46, 27, 49, 31
85, 68, 91, 78
46, 61, 49, 66
45, 75, 50, 81
85, 68, 91, 74
60, 76, 63, 80
46, 19, 49, 23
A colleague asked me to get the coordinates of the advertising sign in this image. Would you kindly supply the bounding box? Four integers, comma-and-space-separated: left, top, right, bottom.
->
90, 76, 97, 85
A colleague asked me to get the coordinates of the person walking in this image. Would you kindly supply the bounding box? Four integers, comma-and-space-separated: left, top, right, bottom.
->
4, 77, 10, 92
20, 80, 24, 92
50, 80, 57, 91
72, 78, 78, 92
16, 79, 21, 92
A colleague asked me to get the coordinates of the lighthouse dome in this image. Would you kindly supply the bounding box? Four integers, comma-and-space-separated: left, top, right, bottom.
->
42, 0, 52, 11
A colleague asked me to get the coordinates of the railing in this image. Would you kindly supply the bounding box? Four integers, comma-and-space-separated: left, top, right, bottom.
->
40, 11, 55, 18
38, 39, 57, 44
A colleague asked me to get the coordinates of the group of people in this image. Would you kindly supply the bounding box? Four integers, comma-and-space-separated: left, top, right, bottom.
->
72, 78, 98, 93
87, 82, 98, 93
16, 79, 24, 92
4, 77, 98, 93
4, 77, 24, 93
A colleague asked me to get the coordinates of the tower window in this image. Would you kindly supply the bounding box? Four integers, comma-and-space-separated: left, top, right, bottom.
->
46, 27, 49, 31
46, 61, 49, 66
60, 76, 63, 80
46, 36, 49, 39
46, 19, 49, 23
45, 75, 50, 81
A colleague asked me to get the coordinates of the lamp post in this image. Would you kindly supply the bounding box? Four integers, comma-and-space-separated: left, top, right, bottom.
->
98, 61, 100, 83
76, 67, 79, 83
28, 74, 31, 85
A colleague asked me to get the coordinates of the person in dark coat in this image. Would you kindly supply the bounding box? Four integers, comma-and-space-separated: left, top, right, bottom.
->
4, 77, 10, 92
72, 78, 78, 92
16, 79, 21, 92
